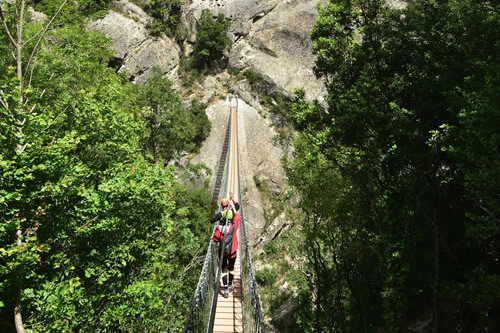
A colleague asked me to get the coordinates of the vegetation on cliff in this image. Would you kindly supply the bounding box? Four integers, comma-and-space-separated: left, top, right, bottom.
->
193, 9, 232, 70
145, 0, 184, 37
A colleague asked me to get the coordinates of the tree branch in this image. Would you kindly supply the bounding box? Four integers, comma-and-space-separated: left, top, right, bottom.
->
0, 4, 17, 48
0, 89, 12, 115
24, 0, 68, 79
24, 25, 44, 45
43, 105, 69, 131
165, 247, 205, 310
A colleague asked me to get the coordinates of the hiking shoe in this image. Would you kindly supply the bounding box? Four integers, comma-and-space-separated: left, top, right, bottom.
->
224, 287, 229, 298
228, 285, 234, 294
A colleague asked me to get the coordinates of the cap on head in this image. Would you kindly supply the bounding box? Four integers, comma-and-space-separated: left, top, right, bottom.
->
221, 198, 229, 208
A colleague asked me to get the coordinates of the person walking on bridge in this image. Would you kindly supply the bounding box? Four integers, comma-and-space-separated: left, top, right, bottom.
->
211, 192, 240, 298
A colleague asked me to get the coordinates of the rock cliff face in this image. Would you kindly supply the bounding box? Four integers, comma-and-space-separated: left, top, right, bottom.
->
88, 0, 325, 248
186, 0, 325, 100
90, 0, 325, 97
89, 2, 180, 83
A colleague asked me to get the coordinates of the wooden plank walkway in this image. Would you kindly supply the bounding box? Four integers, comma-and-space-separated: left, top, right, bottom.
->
213, 256, 243, 332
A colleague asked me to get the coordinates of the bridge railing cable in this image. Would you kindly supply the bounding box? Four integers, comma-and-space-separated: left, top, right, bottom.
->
182, 230, 220, 333
237, 139, 266, 333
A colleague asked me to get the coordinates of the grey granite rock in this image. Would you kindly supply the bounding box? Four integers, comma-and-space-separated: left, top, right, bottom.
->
89, 10, 180, 83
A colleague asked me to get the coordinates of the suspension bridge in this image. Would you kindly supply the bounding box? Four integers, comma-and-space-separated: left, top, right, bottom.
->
184, 94, 265, 333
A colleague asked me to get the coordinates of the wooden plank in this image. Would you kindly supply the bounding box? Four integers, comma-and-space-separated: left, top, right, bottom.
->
213, 278, 243, 333
215, 313, 243, 320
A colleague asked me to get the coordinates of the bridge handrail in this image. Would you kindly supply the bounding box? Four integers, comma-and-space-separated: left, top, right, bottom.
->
237, 124, 266, 333
182, 224, 220, 333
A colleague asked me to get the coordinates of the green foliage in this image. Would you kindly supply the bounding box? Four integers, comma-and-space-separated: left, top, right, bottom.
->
242, 69, 260, 86
0, 7, 213, 332
253, 175, 261, 188
145, 0, 184, 37
136, 67, 193, 164
227, 67, 240, 76
189, 100, 211, 152
33, 1, 77, 25
135, 67, 210, 164
78, 0, 112, 14
192, 9, 231, 69
282, 0, 500, 332
255, 267, 275, 286
35, 0, 112, 19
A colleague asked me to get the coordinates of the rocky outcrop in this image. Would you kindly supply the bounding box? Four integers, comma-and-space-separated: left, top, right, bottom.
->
89, 10, 180, 83
229, 0, 325, 100
111, 0, 149, 24
27, 7, 47, 23
186, 0, 326, 101
387, 0, 407, 9
188, 0, 279, 37
89, 0, 326, 98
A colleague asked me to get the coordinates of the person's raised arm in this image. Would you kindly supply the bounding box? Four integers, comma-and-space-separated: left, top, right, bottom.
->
229, 192, 240, 211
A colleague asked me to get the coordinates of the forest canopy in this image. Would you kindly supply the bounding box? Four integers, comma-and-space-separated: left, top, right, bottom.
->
279, 0, 499, 332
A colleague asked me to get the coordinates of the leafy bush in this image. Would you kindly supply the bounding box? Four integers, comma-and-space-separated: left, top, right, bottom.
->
243, 69, 260, 86
79, 0, 112, 11
189, 99, 211, 152
255, 267, 276, 286
227, 67, 240, 76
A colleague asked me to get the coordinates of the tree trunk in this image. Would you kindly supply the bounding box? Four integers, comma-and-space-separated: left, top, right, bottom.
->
432, 217, 440, 333
14, 281, 26, 333
2, 2, 66, 331
14, 228, 26, 333
17, 1, 25, 101
331, 246, 346, 333
14, 4, 27, 331
431, 175, 441, 333
314, 246, 322, 333
15, 0, 25, 155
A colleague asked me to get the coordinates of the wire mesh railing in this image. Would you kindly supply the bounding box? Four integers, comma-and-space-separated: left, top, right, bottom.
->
183, 233, 221, 333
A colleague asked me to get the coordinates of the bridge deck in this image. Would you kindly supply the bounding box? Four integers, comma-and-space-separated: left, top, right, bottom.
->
213, 259, 243, 333
213, 97, 243, 333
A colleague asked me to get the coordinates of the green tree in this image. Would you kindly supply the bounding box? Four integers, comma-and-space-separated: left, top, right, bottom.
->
78, 0, 112, 14
0, 2, 213, 332
193, 9, 231, 69
136, 67, 204, 164
189, 99, 211, 151
283, 0, 499, 332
